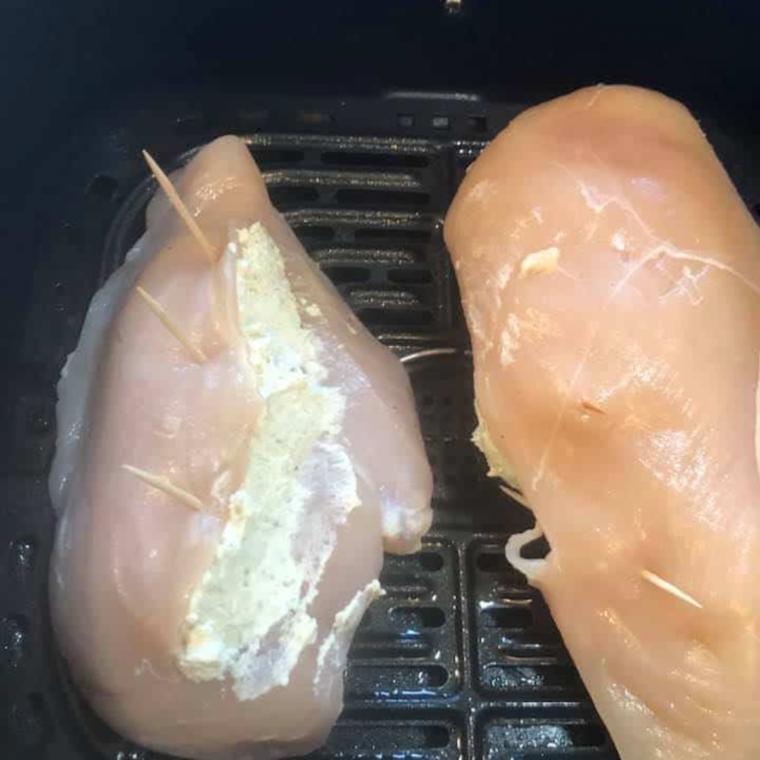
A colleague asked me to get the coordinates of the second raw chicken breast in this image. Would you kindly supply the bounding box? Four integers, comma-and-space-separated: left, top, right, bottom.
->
445, 86, 760, 759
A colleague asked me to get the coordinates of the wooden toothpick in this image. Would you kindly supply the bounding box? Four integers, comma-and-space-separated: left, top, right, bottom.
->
122, 465, 205, 513
136, 286, 208, 363
580, 399, 606, 415
142, 150, 217, 261
641, 569, 703, 610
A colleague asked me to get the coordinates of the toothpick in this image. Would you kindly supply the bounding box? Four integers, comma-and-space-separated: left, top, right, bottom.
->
122, 465, 205, 513
142, 150, 216, 261
640, 569, 703, 610
136, 287, 208, 363
580, 399, 606, 415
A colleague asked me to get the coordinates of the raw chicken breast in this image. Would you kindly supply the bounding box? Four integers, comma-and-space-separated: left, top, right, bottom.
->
49, 135, 432, 760
444, 85, 760, 759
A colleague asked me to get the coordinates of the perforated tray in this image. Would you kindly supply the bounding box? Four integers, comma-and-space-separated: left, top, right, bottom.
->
5, 90, 760, 760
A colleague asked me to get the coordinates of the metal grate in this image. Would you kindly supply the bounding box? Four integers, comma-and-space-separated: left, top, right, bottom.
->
0, 92, 685, 760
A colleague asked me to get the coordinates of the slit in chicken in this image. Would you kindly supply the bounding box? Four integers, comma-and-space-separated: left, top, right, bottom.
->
136, 287, 208, 363
142, 150, 217, 262
122, 464, 205, 513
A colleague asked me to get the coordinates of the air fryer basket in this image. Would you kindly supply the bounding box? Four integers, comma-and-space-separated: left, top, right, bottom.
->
4, 3, 760, 760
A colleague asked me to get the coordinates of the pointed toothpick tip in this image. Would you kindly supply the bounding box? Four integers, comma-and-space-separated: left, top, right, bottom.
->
142, 149, 217, 262
641, 569, 703, 610
135, 286, 208, 363
498, 483, 531, 510
122, 464, 205, 513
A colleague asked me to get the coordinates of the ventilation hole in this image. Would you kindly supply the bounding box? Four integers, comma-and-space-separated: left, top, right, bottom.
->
466, 114, 488, 133
421, 395, 434, 406
420, 665, 448, 686
7, 694, 53, 748
350, 632, 432, 659
346, 664, 448, 695
250, 149, 305, 167
321, 265, 372, 284
478, 551, 516, 574
387, 268, 433, 285
482, 607, 533, 630
9, 536, 36, 582
268, 186, 320, 206
432, 115, 450, 130
291, 224, 335, 241
85, 175, 119, 202
357, 307, 433, 327
174, 114, 207, 134
420, 550, 444, 571
0, 615, 28, 670
390, 606, 446, 629
335, 188, 430, 207
424, 725, 451, 748
321, 151, 430, 168
567, 723, 608, 747
482, 663, 579, 691
350, 287, 418, 307
354, 227, 431, 242
484, 720, 607, 752
397, 113, 415, 128
297, 110, 333, 126
328, 720, 450, 751
313, 246, 421, 266
378, 573, 431, 600
497, 640, 564, 660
